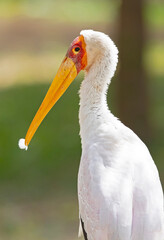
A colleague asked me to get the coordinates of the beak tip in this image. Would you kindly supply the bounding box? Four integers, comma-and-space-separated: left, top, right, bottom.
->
18, 138, 28, 151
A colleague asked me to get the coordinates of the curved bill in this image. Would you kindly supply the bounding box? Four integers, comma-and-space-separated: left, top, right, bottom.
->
24, 57, 77, 148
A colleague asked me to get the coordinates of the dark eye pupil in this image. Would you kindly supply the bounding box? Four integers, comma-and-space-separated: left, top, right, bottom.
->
75, 47, 80, 52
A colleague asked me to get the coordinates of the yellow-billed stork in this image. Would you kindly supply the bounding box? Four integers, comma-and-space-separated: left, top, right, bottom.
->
19, 30, 164, 240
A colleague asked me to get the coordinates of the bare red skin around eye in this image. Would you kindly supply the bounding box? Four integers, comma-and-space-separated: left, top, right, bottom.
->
66, 35, 87, 74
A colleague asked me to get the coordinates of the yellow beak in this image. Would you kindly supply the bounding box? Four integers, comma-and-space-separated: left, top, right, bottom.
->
23, 57, 77, 148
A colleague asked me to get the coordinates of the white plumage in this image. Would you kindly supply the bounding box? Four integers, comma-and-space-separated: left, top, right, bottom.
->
78, 30, 164, 240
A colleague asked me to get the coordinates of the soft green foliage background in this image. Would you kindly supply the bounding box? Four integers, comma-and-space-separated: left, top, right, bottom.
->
0, 0, 163, 239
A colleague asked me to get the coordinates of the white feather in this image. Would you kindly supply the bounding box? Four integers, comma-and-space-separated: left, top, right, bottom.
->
18, 138, 28, 150
78, 30, 164, 240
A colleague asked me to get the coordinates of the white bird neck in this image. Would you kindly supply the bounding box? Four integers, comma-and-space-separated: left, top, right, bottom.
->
79, 54, 116, 146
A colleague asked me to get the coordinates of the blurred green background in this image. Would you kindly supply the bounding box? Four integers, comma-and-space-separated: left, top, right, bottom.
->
0, 0, 163, 239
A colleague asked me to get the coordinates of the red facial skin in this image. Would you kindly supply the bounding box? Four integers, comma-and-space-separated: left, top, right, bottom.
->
66, 35, 87, 74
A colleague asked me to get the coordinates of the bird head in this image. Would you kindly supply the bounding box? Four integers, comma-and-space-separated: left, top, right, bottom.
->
18, 30, 118, 150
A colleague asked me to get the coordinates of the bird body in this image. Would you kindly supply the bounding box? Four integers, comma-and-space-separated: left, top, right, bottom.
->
78, 111, 164, 240
19, 30, 164, 240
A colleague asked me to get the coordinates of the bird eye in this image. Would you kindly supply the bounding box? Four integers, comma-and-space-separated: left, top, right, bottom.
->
73, 47, 81, 54
75, 47, 80, 52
